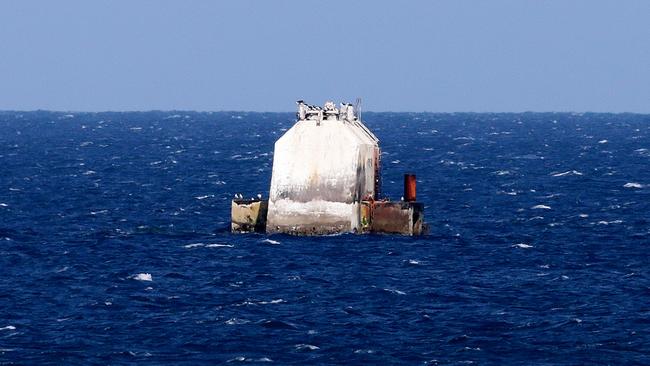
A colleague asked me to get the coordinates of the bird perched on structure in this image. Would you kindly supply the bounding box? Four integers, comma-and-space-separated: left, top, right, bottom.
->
257, 194, 262, 199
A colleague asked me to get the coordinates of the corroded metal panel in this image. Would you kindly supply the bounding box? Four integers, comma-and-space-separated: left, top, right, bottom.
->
370, 201, 424, 236
359, 201, 372, 233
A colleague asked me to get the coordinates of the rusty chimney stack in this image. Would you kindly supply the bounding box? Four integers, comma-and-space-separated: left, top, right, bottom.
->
404, 173, 416, 202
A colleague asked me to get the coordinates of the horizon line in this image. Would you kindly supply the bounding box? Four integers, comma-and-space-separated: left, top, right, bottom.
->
1, 109, 649, 115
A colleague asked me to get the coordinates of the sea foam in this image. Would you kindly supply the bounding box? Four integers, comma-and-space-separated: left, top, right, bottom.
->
133, 273, 152, 281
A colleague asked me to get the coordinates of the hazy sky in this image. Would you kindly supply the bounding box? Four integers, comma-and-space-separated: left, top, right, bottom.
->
1, 1, 648, 112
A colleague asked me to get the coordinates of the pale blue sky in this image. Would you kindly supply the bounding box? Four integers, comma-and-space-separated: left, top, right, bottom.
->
0, 1, 648, 112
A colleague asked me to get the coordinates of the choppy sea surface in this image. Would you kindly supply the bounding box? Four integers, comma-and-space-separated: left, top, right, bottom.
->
1, 111, 650, 365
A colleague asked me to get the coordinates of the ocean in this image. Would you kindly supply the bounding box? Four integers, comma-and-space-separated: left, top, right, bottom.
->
1, 111, 649, 365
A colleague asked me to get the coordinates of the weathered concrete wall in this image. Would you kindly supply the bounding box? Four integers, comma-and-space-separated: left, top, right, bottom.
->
231, 199, 268, 233
266, 115, 379, 235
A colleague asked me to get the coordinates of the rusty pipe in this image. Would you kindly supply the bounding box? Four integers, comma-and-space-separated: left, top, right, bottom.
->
404, 173, 416, 202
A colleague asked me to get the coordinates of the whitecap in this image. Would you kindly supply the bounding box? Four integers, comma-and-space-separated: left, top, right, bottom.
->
0, 203, 8, 207
133, 273, 152, 281
513, 243, 533, 249
206, 243, 234, 248
635, 148, 650, 157
597, 220, 623, 225
261, 239, 280, 245
551, 170, 583, 177
498, 190, 517, 196
408, 259, 420, 265
531, 205, 551, 210
384, 288, 406, 295
82, 170, 96, 175
598, 140, 608, 144
354, 349, 375, 354
295, 344, 320, 350
195, 195, 213, 200
257, 299, 284, 305
579, 214, 589, 218
0, 326, 16, 331
623, 182, 644, 188
541, 193, 562, 198
183, 243, 205, 248
225, 318, 250, 325
227, 356, 246, 363
227, 356, 272, 363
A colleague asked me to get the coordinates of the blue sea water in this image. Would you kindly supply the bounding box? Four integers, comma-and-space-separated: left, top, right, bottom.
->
1, 110, 650, 365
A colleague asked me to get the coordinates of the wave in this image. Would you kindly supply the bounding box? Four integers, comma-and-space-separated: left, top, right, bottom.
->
531, 205, 551, 210
623, 182, 643, 188
513, 243, 533, 248
295, 344, 320, 351
551, 170, 583, 177
227, 356, 272, 363
384, 288, 406, 295
184, 243, 233, 248
225, 318, 251, 325
133, 273, 152, 281
183, 243, 205, 248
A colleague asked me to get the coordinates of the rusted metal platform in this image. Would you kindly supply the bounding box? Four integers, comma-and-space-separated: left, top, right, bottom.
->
363, 200, 425, 236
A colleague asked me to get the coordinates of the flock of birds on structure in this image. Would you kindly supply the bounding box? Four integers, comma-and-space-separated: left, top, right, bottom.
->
234, 193, 262, 201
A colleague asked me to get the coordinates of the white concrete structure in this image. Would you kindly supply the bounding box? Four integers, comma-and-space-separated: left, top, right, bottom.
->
266, 101, 380, 235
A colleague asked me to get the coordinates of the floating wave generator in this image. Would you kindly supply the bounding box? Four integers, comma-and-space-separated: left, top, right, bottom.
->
231, 100, 424, 236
